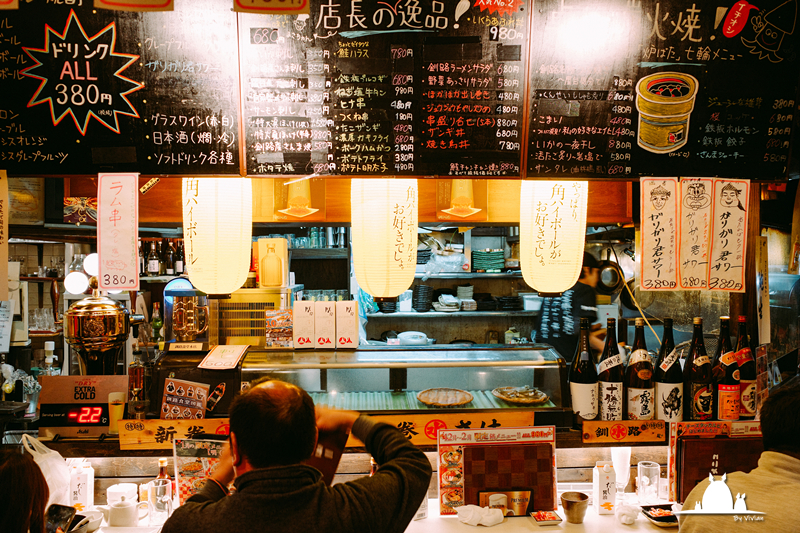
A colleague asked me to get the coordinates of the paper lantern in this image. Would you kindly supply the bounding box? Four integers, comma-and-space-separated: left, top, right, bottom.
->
520, 180, 588, 295
182, 177, 252, 295
351, 178, 418, 298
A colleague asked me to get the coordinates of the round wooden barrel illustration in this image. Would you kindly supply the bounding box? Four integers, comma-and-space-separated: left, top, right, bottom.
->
635, 72, 699, 153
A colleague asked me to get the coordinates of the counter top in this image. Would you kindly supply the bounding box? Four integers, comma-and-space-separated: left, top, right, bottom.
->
405, 500, 668, 533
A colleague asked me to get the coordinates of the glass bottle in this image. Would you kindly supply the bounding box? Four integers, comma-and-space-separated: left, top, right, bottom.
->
128, 344, 146, 419
164, 240, 175, 276
151, 302, 163, 344
598, 318, 624, 421
683, 317, 713, 421
159, 238, 169, 275
654, 318, 683, 422
147, 241, 160, 277
617, 318, 629, 363
138, 239, 145, 277
712, 317, 739, 421
625, 318, 655, 420
569, 317, 598, 427
175, 240, 184, 275
736, 316, 757, 420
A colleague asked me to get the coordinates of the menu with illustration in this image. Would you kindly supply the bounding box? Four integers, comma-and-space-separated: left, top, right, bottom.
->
173, 438, 226, 505
161, 378, 209, 420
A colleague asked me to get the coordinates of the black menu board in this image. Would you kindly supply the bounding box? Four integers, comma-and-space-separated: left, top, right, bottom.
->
527, 0, 798, 179
0, 0, 240, 175
239, 0, 530, 176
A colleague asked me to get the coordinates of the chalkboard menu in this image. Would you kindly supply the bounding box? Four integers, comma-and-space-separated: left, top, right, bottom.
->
238, 0, 530, 175
527, 0, 798, 180
0, 0, 240, 175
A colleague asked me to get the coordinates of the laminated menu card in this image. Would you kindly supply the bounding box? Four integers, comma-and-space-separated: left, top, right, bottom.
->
173, 438, 226, 505
161, 378, 209, 420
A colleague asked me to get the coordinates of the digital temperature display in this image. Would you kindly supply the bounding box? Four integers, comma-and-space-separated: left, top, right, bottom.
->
40, 404, 109, 427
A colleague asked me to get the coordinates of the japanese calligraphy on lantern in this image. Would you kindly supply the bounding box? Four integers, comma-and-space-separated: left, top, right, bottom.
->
394, 184, 417, 270
708, 178, 749, 292
97, 173, 139, 290
679, 177, 713, 289
640, 178, 678, 290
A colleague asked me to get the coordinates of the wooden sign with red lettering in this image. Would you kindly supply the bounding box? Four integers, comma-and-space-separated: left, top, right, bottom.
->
119, 418, 230, 450
582, 420, 666, 444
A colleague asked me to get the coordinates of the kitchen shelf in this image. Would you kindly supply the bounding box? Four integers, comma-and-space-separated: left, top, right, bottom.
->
367, 310, 538, 318
414, 271, 523, 279
290, 248, 348, 259
140, 275, 180, 283
20, 276, 64, 282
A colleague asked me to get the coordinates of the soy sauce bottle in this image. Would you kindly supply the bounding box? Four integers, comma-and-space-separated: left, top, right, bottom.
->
683, 317, 713, 421
712, 317, 739, 421
654, 318, 683, 422
598, 318, 624, 421
736, 316, 757, 420
625, 318, 655, 420
569, 318, 598, 427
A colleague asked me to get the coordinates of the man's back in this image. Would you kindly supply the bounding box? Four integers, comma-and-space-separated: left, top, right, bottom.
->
679, 451, 800, 533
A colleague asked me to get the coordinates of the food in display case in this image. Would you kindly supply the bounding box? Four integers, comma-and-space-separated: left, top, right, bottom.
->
417, 388, 474, 407
491, 385, 549, 405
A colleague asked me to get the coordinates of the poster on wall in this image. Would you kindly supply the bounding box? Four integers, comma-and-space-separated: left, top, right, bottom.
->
8, 178, 44, 225
678, 178, 713, 290
640, 178, 679, 290
707, 178, 749, 293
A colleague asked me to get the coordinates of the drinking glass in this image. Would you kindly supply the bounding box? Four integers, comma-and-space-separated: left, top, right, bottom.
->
108, 392, 126, 435
337, 290, 349, 301
611, 446, 631, 494
148, 479, 173, 526
637, 461, 660, 504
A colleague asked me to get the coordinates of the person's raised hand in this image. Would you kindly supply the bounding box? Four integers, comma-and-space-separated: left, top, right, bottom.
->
315, 405, 360, 434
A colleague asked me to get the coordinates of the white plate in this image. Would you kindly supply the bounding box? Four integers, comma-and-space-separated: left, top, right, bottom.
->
98, 528, 161, 533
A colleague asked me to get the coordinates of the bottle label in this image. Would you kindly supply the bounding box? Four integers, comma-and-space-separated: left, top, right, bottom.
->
740, 380, 757, 417
693, 355, 711, 367
627, 387, 654, 420
598, 354, 623, 374
735, 347, 754, 365
166, 268, 174, 275
720, 351, 737, 366
570, 382, 598, 420
629, 349, 650, 365
655, 382, 683, 422
598, 381, 623, 421
689, 383, 713, 420
176, 260, 184, 272
717, 384, 740, 420
658, 349, 679, 372
148, 259, 159, 273
637, 369, 652, 380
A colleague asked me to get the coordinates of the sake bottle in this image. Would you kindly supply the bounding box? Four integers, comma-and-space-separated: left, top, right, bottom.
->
569, 318, 598, 427
683, 317, 713, 421
654, 318, 683, 422
625, 318, 655, 420
598, 318, 624, 421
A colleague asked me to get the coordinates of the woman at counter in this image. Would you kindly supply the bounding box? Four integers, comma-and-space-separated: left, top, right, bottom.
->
0, 448, 50, 533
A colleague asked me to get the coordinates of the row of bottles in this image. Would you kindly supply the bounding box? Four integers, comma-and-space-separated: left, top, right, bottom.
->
139, 238, 185, 277
569, 315, 757, 425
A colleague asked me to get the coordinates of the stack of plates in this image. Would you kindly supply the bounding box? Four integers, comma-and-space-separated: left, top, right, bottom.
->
433, 294, 460, 312
460, 299, 477, 311
472, 249, 505, 272
456, 284, 474, 299
377, 300, 397, 314
473, 293, 498, 311
412, 284, 434, 312
497, 296, 524, 311
417, 248, 433, 265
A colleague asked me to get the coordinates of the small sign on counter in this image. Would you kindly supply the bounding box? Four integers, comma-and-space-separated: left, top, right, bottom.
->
581, 420, 666, 444
198, 345, 248, 370
120, 418, 229, 450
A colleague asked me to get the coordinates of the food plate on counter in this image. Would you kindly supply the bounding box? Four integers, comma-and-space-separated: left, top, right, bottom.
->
529, 510, 562, 526
417, 388, 473, 407
641, 504, 679, 528
492, 385, 549, 405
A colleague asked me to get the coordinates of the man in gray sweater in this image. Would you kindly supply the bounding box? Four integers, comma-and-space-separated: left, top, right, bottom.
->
162, 379, 432, 533
679, 380, 800, 532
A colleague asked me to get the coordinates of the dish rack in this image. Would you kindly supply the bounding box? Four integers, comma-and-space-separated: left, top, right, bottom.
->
209, 286, 303, 345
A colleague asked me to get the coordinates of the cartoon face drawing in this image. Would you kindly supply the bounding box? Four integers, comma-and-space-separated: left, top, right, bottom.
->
650, 184, 671, 210
684, 182, 711, 210
721, 187, 740, 207
697, 389, 713, 414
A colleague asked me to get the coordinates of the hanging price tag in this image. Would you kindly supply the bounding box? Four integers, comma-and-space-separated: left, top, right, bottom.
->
98, 173, 139, 290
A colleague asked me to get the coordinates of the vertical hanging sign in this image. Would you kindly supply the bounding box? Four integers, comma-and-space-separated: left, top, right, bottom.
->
0, 170, 7, 301
640, 178, 678, 290
708, 178, 749, 292
755, 236, 770, 344
678, 178, 713, 290
97, 173, 139, 290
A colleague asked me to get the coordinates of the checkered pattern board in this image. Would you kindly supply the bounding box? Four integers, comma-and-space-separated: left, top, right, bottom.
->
678, 436, 762, 502
463, 443, 555, 511
174, 456, 220, 505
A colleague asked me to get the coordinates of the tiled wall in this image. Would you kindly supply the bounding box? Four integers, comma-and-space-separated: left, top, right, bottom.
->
9, 242, 66, 313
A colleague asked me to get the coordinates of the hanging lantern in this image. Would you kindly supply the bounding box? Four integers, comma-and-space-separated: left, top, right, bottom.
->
520, 180, 588, 296
182, 177, 252, 295
351, 178, 418, 299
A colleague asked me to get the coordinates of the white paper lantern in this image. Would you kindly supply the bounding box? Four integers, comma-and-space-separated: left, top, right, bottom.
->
520, 180, 588, 295
351, 178, 418, 298
182, 177, 252, 295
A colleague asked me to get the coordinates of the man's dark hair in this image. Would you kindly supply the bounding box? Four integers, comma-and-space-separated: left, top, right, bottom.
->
229, 380, 317, 468
579, 252, 599, 279
760, 380, 800, 454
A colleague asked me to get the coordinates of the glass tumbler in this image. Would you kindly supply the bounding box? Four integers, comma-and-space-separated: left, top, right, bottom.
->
148, 478, 173, 526
637, 461, 660, 504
